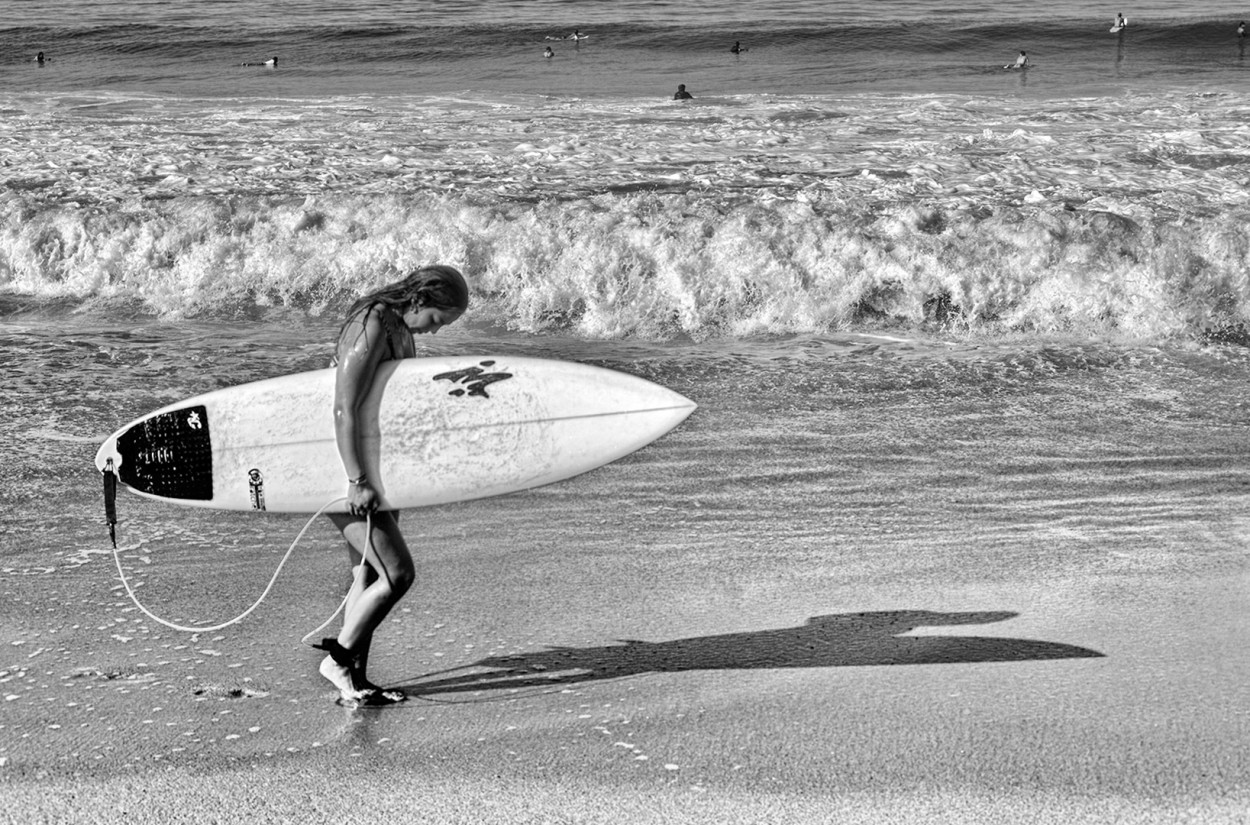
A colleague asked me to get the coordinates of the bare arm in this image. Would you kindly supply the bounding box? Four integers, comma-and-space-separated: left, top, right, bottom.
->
333, 308, 388, 512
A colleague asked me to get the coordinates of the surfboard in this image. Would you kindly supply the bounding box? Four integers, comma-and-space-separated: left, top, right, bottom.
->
95, 356, 696, 513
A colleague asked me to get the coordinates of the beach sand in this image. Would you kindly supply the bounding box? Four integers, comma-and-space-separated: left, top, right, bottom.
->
2, 547, 1245, 824
3, 338, 1248, 824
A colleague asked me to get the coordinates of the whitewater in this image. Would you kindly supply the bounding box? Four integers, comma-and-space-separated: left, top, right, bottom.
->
3, 87, 1250, 342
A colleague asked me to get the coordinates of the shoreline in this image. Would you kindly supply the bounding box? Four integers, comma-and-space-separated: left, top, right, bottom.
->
3, 319, 1248, 823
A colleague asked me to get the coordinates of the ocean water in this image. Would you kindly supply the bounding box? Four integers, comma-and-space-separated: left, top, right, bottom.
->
3, 0, 1250, 785
4, 1, 1250, 340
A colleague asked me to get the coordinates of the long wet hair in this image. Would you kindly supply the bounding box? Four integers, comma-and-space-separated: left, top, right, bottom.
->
337, 265, 470, 344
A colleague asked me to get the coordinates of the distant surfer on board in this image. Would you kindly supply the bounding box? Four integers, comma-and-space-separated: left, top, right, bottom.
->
317, 265, 470, 707
242, 56, 278, 67
1111, 14, 1127, 33
1006, 50, 1030, 69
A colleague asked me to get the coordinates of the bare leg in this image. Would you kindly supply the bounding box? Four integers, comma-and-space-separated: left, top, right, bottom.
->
345, 510, 405, 686
341, 561, 400, 696
323, 511, 414, 703
343, 555, 376, 674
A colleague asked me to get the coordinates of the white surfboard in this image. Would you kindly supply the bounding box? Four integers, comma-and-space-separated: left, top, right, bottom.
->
95, 356, 696, 513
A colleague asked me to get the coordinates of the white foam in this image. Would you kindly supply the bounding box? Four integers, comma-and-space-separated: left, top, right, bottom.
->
3, 91, 1249, 341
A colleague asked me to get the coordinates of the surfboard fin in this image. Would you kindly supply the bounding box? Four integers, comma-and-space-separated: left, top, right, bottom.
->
103, 458, 118, 548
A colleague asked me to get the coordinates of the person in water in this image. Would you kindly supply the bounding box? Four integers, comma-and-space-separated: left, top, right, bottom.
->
1238, 21, 1246, 38
35, 51, 48, 64
1113, 13, 1127, 30
317, 265, 470, 706
544, 46, 555, 58
730, 41, 746, 54
1012, 50, 1030, 68
242, 56, 278, 67
673, 83, 693, 100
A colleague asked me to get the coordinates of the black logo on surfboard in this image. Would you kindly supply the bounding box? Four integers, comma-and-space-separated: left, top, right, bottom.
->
433, 361, 513, 398
248, 468, 266, 511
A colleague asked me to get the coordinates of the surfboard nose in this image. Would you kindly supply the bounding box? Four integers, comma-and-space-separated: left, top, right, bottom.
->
641, 386, 697, 434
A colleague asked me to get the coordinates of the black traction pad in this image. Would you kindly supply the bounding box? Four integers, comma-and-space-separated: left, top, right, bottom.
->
116, 405, 214, 500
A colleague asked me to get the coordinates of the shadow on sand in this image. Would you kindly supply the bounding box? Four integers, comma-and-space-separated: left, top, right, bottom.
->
396, 610, 1104, 697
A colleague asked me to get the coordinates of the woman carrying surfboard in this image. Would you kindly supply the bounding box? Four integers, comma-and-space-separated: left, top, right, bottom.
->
317, 265, 470, 705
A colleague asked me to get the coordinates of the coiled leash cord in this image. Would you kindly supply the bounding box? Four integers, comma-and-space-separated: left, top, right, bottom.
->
103, 464, 372, 641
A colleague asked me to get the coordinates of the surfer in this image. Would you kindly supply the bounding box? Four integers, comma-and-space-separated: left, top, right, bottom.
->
1112, 13, 1127, 31
35, 51, 48, 64
730, 41, 746, 54
242, 56, 278, 67
544, 46, 555, 58
1010, 50, 1030, 69
1238, 21, 1246, 38
673, 83, 693, 100
318, 265, 470, 706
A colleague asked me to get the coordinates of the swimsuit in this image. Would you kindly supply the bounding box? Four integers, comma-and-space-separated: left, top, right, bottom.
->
331, 305, 414, 367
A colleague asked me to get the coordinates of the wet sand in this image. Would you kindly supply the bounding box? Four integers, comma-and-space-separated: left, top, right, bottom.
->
4, 491, 1248, 822
3, 338, 1249, 823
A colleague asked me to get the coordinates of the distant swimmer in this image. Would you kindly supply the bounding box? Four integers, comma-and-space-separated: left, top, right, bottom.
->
673, 83, 693, 100
730, 41, 748, 54
1110, 13, 1127, 33
241, 56, 278, 67
35, 51, 49, 64
1239, 21, 1246, 38
1005, 50, 1030, 69
544, 46, 555, 59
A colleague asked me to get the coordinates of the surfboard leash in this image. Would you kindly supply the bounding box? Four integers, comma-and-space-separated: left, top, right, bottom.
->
102, 459, 118, 549
298, 522, 374, 648
102, 487, 369, 638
